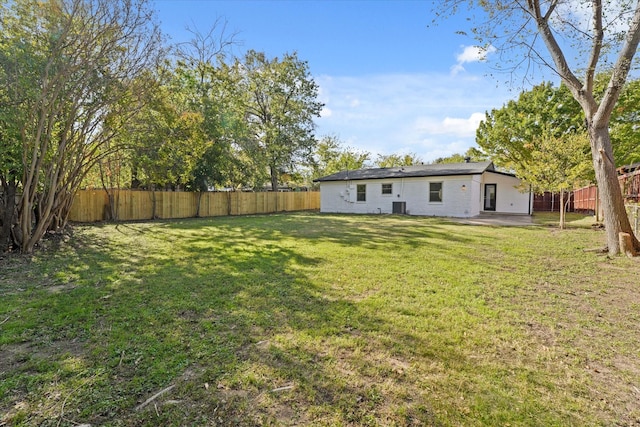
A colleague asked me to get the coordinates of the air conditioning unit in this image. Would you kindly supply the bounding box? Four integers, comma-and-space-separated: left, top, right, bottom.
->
392, 201, 407, 214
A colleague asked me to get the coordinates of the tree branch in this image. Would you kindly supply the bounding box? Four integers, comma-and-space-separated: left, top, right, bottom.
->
526, 0, 583, 98
585, 0, 604, 95
595, 1, 640, 127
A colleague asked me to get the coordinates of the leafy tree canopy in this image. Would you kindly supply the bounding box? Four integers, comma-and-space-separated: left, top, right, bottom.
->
477, 78, 640, 173
235, 50, 324, 191
374, 153, 423, 168
432, 148, 487, 165
311, 135, 371, 181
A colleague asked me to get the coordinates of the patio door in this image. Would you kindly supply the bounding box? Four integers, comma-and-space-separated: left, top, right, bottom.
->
484, 184, 496, 211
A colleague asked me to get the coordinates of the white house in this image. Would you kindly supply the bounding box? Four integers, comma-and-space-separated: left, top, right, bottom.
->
314, 161, 532, 217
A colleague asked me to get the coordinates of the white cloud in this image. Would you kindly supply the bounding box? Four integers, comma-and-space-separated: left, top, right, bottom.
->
457, 45, 495, 63
451, 45, 496, 75
315, 72, 514, 162
553, 0, 631, 35
414, 112, 486, 138
320, 106, 333, 118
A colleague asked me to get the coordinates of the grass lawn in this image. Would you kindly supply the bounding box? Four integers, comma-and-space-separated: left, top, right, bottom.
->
1, 212, 639, 426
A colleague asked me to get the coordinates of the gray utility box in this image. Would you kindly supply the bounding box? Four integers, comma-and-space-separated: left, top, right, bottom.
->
392, 201, 406, 214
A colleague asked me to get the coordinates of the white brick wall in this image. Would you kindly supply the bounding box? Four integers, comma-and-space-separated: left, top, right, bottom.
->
319, 172, 531, 217
481, 171, 532, 214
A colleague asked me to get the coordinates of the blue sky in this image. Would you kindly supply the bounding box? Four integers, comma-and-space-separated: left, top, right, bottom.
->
153, 0, 533, 163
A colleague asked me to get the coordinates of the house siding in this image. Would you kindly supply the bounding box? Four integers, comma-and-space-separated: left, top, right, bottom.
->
481, 171, 531, 214
319, 171, 530, 217
320, 175, 483, 217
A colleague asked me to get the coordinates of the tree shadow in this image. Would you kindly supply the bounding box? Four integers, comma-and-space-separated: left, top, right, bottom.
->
1, 213, 576, 426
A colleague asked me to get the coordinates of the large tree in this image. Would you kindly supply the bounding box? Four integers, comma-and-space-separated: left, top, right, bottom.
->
0, 0, 163, 253
476, 82, 584, 171
477, 77, 640, 172
234, 50, 323, 192
124, 75, 207, 191
519, 132, 593, 229
438, 0, 640, 254
174, 24, 247, 191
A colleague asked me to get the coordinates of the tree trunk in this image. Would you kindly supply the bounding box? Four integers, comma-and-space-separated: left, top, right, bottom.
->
195, 191, 203, 218
559, 190, 566, 230
151, 189, 157, 219
270, 164, 279, 211
0, 180, 18, 252
270, 164, 278, 193
589, 125, 640, 254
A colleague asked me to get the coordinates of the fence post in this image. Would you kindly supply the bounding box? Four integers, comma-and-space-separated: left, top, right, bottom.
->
626, 204, 639, 238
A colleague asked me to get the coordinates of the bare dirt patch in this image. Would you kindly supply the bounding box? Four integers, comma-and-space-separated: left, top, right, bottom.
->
513, 259, 640, 425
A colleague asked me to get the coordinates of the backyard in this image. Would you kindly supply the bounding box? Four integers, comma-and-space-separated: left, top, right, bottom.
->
1, 213, 639, 426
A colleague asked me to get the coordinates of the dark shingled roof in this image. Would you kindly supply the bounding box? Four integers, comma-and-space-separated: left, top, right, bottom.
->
314, 161, 497, 182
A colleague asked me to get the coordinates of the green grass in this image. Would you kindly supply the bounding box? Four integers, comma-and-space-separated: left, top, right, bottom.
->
1, 213, 639, 426
532, 211, 600, 228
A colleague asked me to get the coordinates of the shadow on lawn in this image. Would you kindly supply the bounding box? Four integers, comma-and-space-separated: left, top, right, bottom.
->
1, 216, 451, 426
5, 214, 564, 426
131, 217, 449, 424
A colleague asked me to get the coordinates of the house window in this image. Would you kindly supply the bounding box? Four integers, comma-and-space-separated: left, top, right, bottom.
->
381, 183, 393, 195
429, 182, 442, 202
357, 184, 366, 202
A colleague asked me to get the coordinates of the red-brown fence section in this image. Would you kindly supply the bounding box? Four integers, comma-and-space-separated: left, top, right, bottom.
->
533, 192, 575, 212
574, 186, 599, 213
573, 167, 640, 213
620, 170, 640, 203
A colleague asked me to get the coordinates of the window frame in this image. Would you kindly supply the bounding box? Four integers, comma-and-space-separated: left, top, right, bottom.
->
429, 182, 443, 203
356, 184, 367, 202
381, 183, 393, 195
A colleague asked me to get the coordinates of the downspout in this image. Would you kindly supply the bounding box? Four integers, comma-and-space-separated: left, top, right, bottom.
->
528, 184, 533, 215
480, 173, 485, 213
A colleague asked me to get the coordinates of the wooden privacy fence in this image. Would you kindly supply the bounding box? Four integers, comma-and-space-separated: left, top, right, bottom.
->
627, 204, 640, 238
69, 190, 320, 222
533, 192, 574, 212
574, 168, 640, 215
574, 185, 599, 214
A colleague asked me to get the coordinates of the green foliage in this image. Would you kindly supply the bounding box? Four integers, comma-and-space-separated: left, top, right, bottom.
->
121, 73, 208, 190
311, 135, 371, 181
610, 78, 640, 166
432, 147, 487, 164
374, 152, 422, 168
173, 46, 248, 190
518, 132, 592, 195
235, 50, 324, 190
477, 77, 640, 175
476, 82, 584, 171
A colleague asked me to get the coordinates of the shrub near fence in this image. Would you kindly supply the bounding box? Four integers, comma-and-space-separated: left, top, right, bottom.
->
69, 190, 320, 222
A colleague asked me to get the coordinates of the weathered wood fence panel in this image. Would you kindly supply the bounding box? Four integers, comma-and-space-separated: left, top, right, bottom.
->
573, 186, 599, 213
626, 204, 640, 238
69, 190, 320, 222
116, 190, 155, 220
70, 190, 109, 222
533, 192, 574, 212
